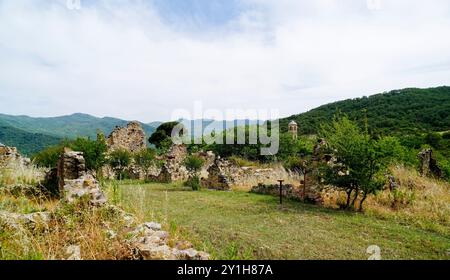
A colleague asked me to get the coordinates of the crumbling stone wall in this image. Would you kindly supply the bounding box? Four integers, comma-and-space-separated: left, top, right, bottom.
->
418, 149, 442, 178
0, 144, 30, 167
107, 121, 147, 153
57, 149, 86, 192
202, 158, 299, 190
57, 149, 106, 206
157, 145, 189, 183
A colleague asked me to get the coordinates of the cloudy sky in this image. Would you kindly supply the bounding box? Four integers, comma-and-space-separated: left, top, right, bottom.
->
1, 0, 450, 122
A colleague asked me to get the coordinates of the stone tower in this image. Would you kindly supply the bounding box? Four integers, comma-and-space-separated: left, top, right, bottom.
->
288, 120, 298, 140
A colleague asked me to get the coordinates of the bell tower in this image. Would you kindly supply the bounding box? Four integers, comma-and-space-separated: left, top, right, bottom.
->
288, 121, 298, 140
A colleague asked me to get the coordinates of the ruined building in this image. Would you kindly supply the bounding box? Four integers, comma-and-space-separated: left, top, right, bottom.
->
107, 121, 147, 153
0, 143, 30, 167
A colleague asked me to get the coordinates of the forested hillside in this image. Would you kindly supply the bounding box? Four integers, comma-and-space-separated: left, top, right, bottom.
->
280, 86, 450, 136
0, 113, 159, 155
0, 113, 158, 139
0, 124, 61, 155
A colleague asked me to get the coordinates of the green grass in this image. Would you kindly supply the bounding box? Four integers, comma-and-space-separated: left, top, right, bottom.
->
114, 182, 450, 260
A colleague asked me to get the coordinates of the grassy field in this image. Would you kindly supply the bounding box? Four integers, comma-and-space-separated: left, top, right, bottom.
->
114, 182, 450, 260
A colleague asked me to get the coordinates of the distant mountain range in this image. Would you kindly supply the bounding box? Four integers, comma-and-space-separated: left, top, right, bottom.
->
0, 113, 161, 155
1, 86, 449, 155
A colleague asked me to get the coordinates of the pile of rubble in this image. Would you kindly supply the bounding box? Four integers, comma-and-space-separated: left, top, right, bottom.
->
130, 222, 209, 260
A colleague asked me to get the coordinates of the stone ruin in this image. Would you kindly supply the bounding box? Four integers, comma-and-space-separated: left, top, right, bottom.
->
1, 148, 210, 260
418, 148, 442, 178
55, 150, 209, 259
202, 158, 235, 191
57, 149, 107, 206
102, 121, 149, 180
0, 143, 30, 167
107, 121, 147, 153
202, 157, 299, 191
157, 144, 189, 183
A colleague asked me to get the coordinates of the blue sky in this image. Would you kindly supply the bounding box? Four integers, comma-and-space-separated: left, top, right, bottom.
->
1, 0, 450, 122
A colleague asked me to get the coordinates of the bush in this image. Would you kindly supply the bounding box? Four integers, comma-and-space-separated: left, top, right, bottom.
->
109, 149, 131, 180
32, 134, 107, 171
184, 155, 205, 175
184, 175, 201, 191
32, 145, 64, 168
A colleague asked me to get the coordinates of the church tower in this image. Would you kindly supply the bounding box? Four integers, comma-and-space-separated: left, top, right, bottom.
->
288, 120, 298, 140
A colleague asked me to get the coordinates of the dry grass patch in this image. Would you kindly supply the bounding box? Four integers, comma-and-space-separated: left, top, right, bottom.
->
365, 166, 450, 235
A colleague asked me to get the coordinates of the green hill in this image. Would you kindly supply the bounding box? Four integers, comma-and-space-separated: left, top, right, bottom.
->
0, 124, 62, 156
280, 86, 450, 136
0, 113, 158, 139
0, 113, 159, 155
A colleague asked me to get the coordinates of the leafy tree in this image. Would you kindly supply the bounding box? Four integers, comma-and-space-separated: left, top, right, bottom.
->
377, 136, 417, 166
133, 148, 157, 179
320, 116, 386, 211
149, 122, 185, 149
183, 155, 205, 191
32, 145, 65, 168
69, 133, 107, 171
32, 134, 107, 171
109, 149, 131, 179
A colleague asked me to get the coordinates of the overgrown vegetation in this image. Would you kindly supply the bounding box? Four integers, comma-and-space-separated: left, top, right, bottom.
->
32, 133, 108, 171
183, 155, 205, 191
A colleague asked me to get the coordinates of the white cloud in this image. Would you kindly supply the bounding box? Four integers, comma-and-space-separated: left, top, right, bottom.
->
1, 0, 450, 122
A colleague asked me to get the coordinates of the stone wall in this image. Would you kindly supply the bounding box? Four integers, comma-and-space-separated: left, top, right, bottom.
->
202, 158, 300, 190
57, 149, 106, 206
107, 121, 147, 153
157, 145, 189, 183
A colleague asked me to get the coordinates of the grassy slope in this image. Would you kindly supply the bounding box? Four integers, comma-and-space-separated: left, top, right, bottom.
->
117, 183, 450, 260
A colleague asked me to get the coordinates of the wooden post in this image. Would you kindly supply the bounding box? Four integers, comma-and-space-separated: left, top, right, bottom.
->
278, 180, 284, 205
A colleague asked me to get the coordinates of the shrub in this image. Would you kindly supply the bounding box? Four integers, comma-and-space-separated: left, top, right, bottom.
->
32, 145, 64, 168
133, 148, 157, 179
184, 155, 205, 175
183, 155, 204, 191
184, 175, 201, 191
109, 149, 131, 180
32, 134, 107, 171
